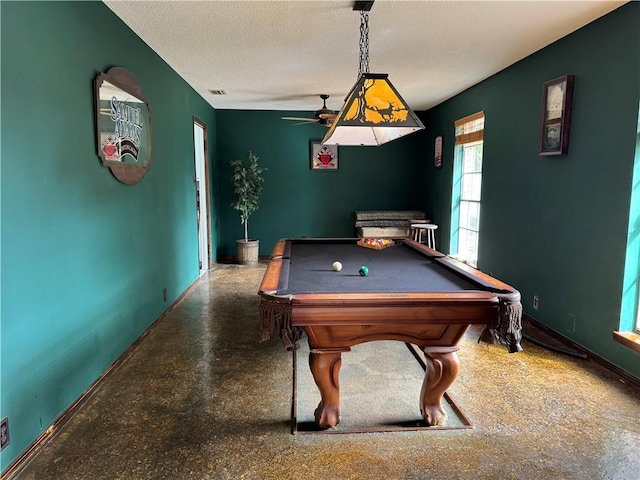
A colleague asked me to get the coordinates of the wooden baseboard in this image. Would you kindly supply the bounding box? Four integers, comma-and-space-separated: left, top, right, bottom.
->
1, 278, 200, 480
525, 314, 640, 388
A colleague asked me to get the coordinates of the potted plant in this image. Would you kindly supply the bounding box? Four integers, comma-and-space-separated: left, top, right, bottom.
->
230, 151, 265, 265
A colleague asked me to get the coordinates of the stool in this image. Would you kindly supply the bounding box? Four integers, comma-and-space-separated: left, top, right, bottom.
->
408, 219, 428, 241
410, 223, 438, 249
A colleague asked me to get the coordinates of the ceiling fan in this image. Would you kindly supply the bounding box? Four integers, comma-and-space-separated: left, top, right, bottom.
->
282, 94, 337, 127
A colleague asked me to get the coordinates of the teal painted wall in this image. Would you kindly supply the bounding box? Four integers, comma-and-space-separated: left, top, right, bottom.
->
2, 0, 638, 473
215, 110, 427, 257
419, 3, 639, 376
1, 1, 217, 471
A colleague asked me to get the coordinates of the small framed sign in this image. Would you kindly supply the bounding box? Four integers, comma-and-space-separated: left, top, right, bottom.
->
310, 141, 339, 170
539, 75, 574, 156
434, 135, 443, 168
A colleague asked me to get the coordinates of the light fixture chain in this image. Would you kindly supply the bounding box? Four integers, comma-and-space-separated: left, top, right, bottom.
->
358, 10, 370, 77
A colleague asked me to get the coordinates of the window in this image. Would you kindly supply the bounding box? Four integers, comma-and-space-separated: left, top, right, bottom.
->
450, 112, 484, 267
614, 104, 640, 352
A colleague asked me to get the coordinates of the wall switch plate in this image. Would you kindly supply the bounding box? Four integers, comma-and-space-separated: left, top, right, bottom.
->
1, 417, 9, 451
568, 313, 576, 333
533, 296, 539, 309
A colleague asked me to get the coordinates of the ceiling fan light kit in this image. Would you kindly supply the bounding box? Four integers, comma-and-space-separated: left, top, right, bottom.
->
322, 1, 424, 146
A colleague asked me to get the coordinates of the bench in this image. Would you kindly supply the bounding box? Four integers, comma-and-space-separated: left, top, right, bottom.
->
355, 210, 427, 238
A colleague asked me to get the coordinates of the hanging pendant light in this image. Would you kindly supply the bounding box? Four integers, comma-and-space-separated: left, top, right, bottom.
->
323, 2, 425, 146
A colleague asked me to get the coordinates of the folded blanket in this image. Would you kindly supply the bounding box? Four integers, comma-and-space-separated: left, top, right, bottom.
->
354, 211, 426, 228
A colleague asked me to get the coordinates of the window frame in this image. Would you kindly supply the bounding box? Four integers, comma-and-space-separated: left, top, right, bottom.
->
450, 112, 485, 268
613, 104, 640, 352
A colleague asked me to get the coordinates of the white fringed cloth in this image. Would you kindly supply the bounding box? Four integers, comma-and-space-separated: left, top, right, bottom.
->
479, 299, 523, 353
259, 295, 304, 350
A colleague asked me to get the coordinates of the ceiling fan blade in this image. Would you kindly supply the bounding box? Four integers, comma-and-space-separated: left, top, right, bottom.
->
281, 95, 335, 126
282, 116, 319, 123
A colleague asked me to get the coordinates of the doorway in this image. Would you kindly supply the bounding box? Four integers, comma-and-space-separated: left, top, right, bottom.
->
193, 118, 211, 276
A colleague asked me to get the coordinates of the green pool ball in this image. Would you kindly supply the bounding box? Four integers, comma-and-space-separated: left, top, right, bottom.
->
359, 265, 369, 276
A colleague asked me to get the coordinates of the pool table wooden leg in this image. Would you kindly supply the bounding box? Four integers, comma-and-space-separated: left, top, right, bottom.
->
419, 347, 460, 426
309, 348, 348, 428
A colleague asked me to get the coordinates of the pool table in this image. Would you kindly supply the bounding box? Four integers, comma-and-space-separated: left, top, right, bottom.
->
258, 238, 522, 429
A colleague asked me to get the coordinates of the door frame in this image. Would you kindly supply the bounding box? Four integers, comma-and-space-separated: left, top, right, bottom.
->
193, 117, 212, 273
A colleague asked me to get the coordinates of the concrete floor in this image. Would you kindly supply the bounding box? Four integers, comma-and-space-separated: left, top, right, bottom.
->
12, 264, 640, 480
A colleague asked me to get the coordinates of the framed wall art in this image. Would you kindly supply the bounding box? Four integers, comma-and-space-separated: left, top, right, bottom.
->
539, 75, 574, 156
94, 66, 153, 184
310, 141, 339, 170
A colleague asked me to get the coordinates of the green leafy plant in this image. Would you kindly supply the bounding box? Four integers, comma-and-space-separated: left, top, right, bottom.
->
230, 151, 265, 242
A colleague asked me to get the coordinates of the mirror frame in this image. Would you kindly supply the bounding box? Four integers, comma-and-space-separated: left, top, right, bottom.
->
94, 67, 153, 185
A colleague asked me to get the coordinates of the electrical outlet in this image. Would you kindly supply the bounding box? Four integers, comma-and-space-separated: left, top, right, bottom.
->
163, 288, 168, 302
533, 296, 539, 309
568, 313, 576, 333
1, 417, 9, 451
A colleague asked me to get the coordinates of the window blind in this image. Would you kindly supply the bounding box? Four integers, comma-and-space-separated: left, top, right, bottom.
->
455, 111, 485, 145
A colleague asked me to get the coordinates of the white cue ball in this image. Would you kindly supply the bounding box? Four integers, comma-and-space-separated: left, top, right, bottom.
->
332, 261, 342, 272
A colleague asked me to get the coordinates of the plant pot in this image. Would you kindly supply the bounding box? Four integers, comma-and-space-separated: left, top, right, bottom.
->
236, 239, 259, 265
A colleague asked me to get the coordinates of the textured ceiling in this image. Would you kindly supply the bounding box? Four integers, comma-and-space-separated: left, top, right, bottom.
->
104, 0, 626, 114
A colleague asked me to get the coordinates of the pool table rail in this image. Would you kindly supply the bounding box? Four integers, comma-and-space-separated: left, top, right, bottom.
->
289, 296, 500, 323
258, 255, 286, 295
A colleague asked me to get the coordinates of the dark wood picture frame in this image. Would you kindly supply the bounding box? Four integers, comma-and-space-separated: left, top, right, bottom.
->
310, 141, 339, 170
539, 75, 574, 156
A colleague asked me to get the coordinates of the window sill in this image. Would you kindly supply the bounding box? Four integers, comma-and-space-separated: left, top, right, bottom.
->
613, 331, 640, 353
